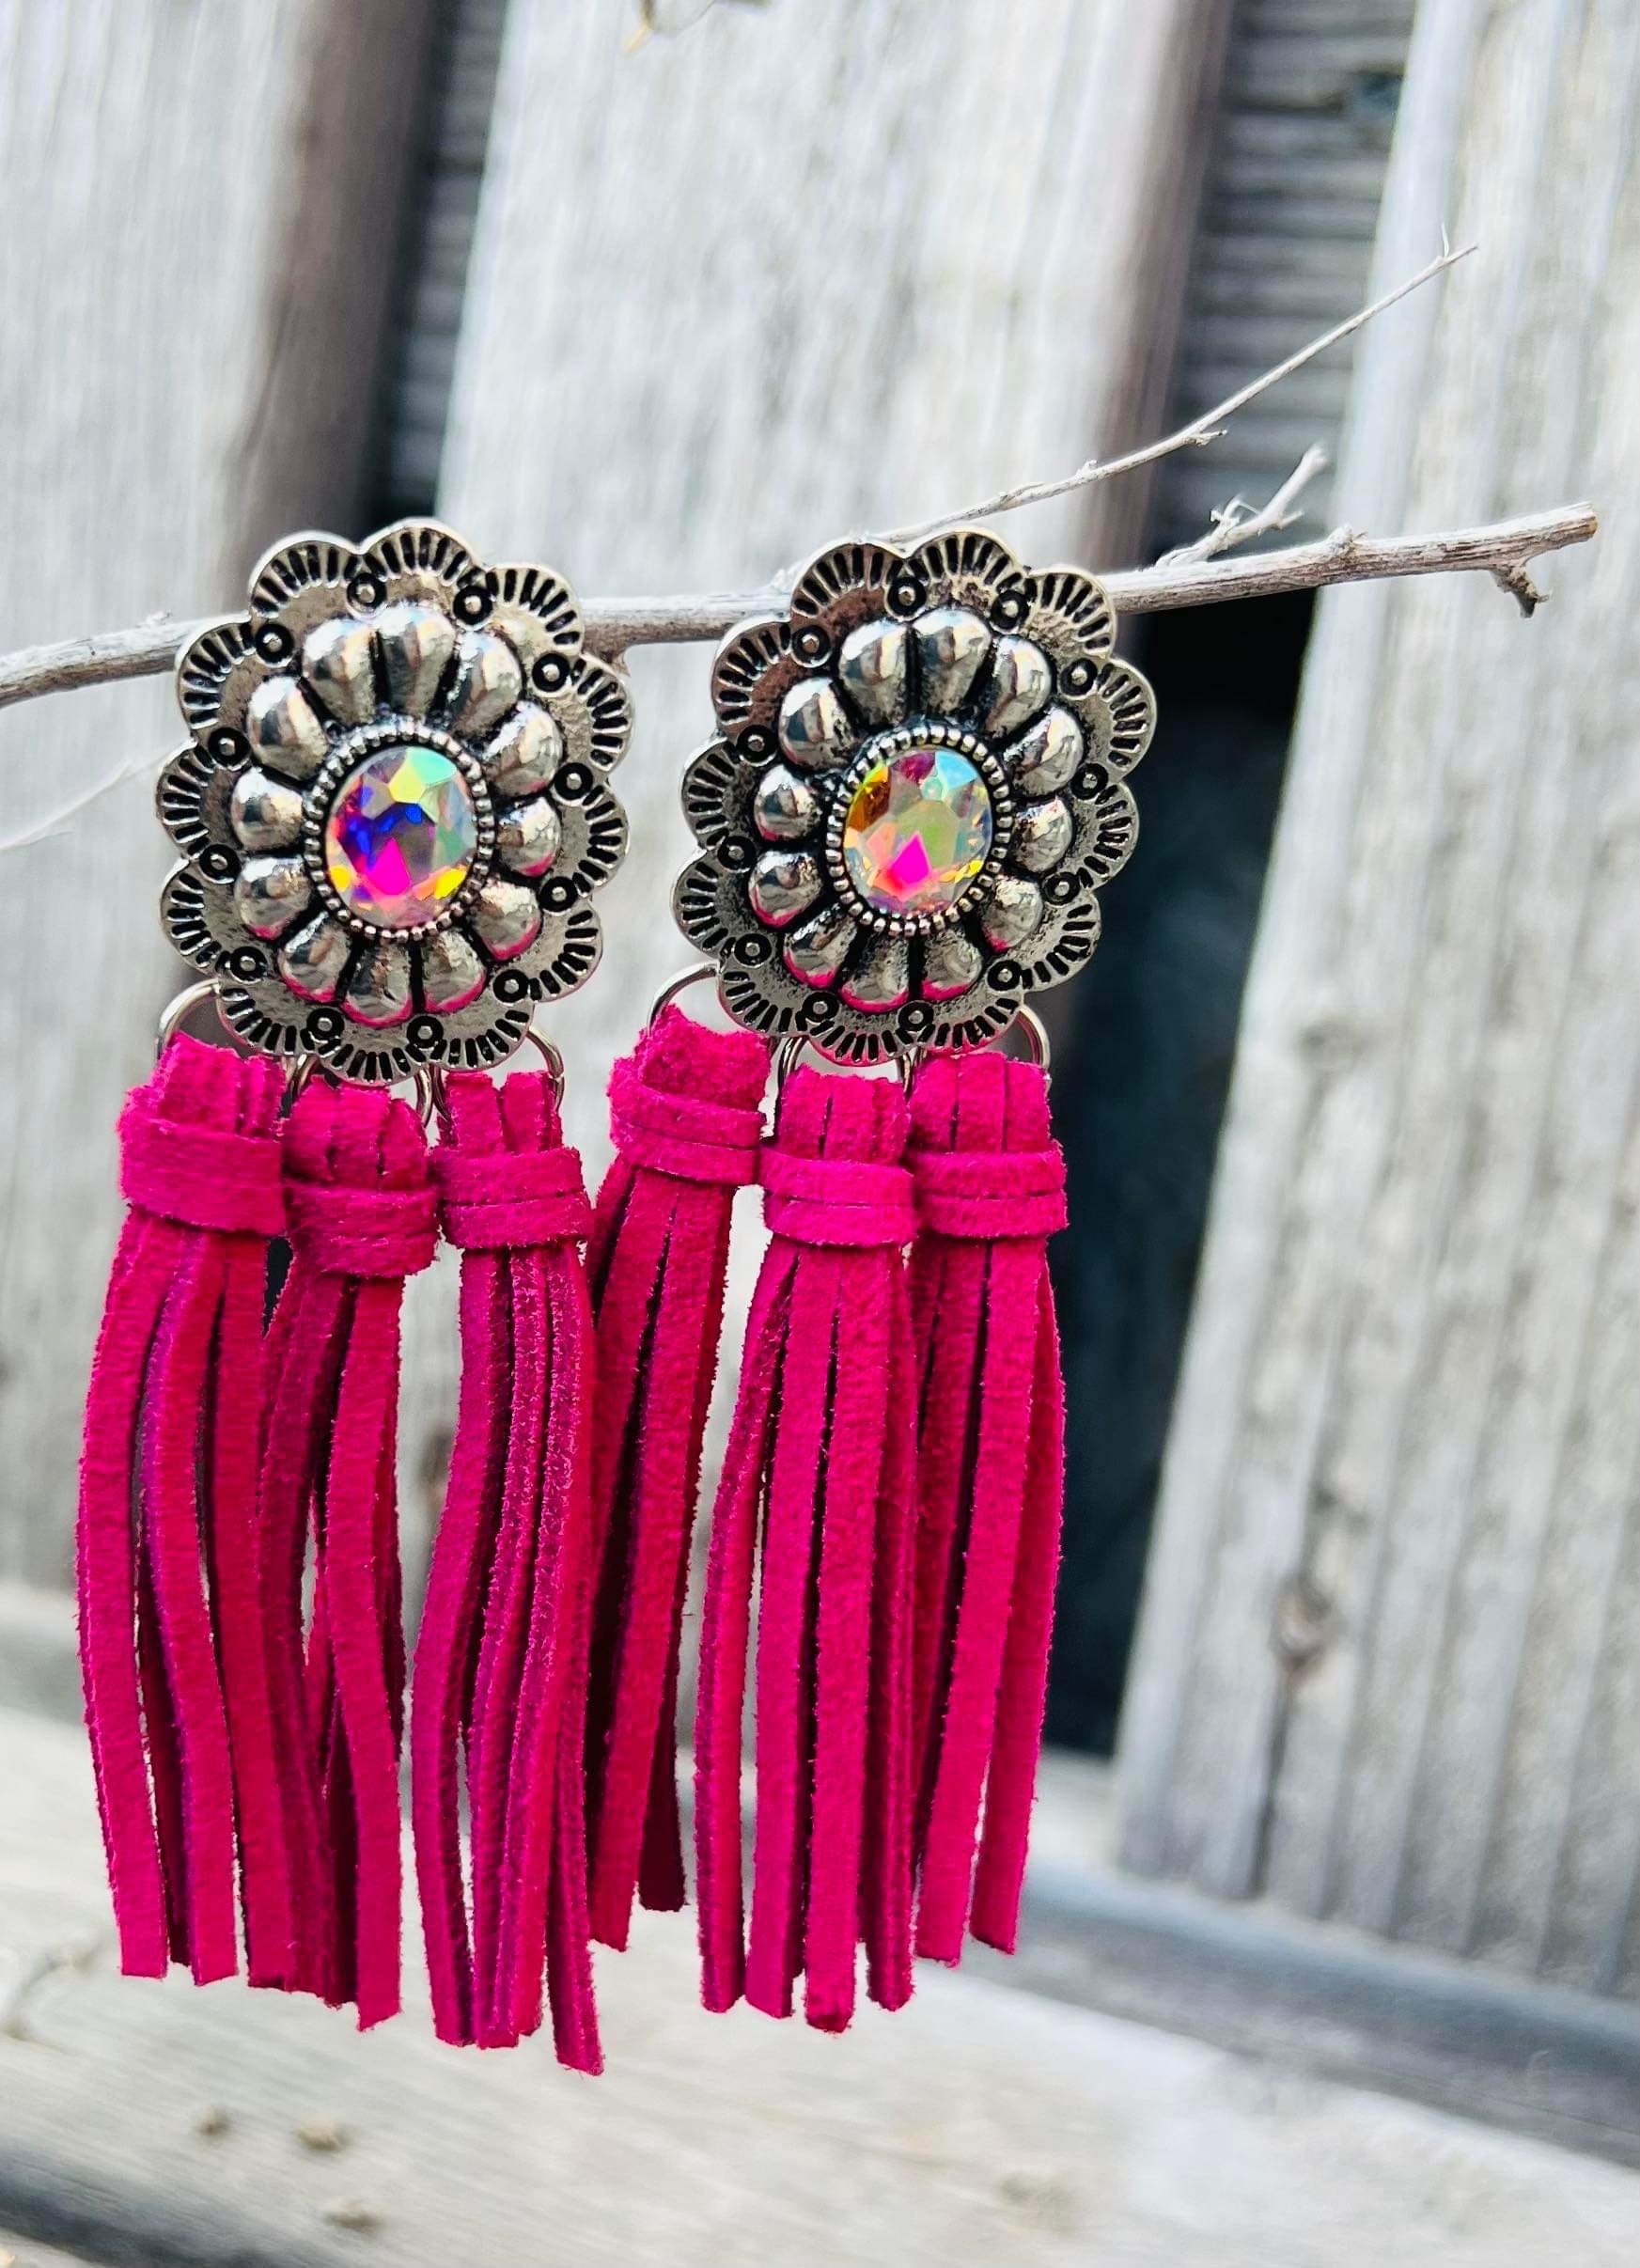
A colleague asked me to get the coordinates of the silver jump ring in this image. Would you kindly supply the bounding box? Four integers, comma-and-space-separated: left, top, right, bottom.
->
645, 961, 721, 1028
155, 978, 226, 1058
520, 1025, 567, 1104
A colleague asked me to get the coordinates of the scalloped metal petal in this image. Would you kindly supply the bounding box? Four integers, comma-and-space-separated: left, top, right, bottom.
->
1065, 774, 1140, 889
360, 519, 478, 613
716, 947, 1018, 1067
247, 532, 358, 642
234, 854, 313, 940
909, 526, 1030, 622
982, 636, 1054, 737
710, 616, 801, 735
1007, 706, 1084, 797
914, 606, 992, 714
229, 767, 304, 852
543, 651, 632, 774
444, 627, 524, 739
484, 704, 562, 799
1024, 567, 1117, 669
501, 899, 604, 1003
681, 739, 754, 846
496, 793, 561, 877
1011, 795, 1074, 874
787, 540, 905, 633
302, 620, 378, 729
1067, 657, 1157, 777
376, 600, 458, 717
777, 677, 856, 770
218, 974, 326, 1067
919, 929, 985, 1002
176, 617, 265, 744
161, 862, 248, 974
156, 743, 236, 857
278, 912, 351, 1003
488, 560, 584, 673
246, 675, 334, 779
837, 618, 910, 728
1010, 887, 1101, 992
468, 878, 543, 962
673, 854, 742, 961
553, 783, 628, 897
420, 928, 488, 1012
344, 938, 414, 1028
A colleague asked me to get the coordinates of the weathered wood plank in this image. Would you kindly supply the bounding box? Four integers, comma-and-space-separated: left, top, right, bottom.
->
3, 1711, 1635, 2268
1152, 0, 1414, 551
1118, 0, 1640, 1994
0, 0, 432, 1588
401, 0, 1233, 1557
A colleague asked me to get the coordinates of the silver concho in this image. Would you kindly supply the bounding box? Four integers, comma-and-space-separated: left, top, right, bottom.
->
157, 519, 631, 1083
674, 528, 1155, 1064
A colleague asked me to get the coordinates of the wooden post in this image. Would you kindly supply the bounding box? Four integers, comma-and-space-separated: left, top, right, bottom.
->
1117, 0, 1640, 1997
439, 0, 1232, 1147
0, 1, 432, 1584
414, 0, 1231, 1562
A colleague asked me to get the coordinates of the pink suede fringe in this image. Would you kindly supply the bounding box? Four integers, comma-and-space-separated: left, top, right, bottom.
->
78, 1035, 291, 1987
695, 1067, 917, 2032
413, 1072, 601, 2067
258, 1078, 434, 2027
905, 1052, 1068, 1962
583, 1007, 770, 1951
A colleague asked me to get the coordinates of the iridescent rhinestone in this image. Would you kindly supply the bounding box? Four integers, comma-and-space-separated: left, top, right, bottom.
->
841, 745, 992, 916
324, 743, 478, 929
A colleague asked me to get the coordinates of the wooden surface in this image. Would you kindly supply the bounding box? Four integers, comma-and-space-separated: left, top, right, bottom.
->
6, 1579, 1632, 2172
0, 0, 432, 1588
1117, 0, 1640, 1996
402, 0, 1232, 1572
1154, 0, 1416, 547
3, 1709, 1636, 2268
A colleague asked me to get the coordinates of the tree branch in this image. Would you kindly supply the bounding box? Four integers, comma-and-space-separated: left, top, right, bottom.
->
0, 505, 1598, 740
0, 506, 1596, 854
1157, 445, 1330, 568
868, 242, 1475, 554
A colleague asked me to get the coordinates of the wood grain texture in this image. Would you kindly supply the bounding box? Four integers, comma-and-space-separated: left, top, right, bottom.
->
1117, 0, 1640, 1997
0, 0, 432, 1588
399, 0, 1232, 1566
1154, 0, 1415, 547
3, 1708, 1636, 2268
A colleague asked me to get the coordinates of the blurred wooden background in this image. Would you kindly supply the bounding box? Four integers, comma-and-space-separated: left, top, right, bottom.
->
0, 4, 1633, 2214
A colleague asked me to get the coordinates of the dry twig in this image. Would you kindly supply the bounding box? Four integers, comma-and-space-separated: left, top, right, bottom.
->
867, 242, 1475, 555
0, 504, 1597, 853
1157, 445, 1330, 568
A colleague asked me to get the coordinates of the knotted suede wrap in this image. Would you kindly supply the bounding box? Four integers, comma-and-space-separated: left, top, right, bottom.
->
905, 1049, 1068, 1963
695, 1064, 917, 2033
80, 1035, 290, 1991
413, 1071, 601, 2068
583, 1007, 771, 1952
258, 1077, 433, 2028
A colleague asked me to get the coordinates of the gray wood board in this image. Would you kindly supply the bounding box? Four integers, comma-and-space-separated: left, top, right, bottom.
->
0, 0, 434, 1590
3, 1710, 1637, 2268
1117, 0, 1640, 1994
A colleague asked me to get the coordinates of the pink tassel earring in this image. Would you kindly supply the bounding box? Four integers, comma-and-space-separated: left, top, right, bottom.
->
83, 519, 629, 2051
673, 530, 1154, 2014
79, 1020, 292, 1988
414, 1055, 603, 2063
904, 1039, 1068, 1961
582, 978, 771, 1950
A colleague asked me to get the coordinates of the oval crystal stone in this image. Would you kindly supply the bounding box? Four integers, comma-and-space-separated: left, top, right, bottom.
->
323, 743, 478, 929
841, 744, 992, 916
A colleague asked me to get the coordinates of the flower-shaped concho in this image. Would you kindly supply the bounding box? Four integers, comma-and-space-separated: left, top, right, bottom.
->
158, 520, 630, 1083
675, 529, 1154, 1063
